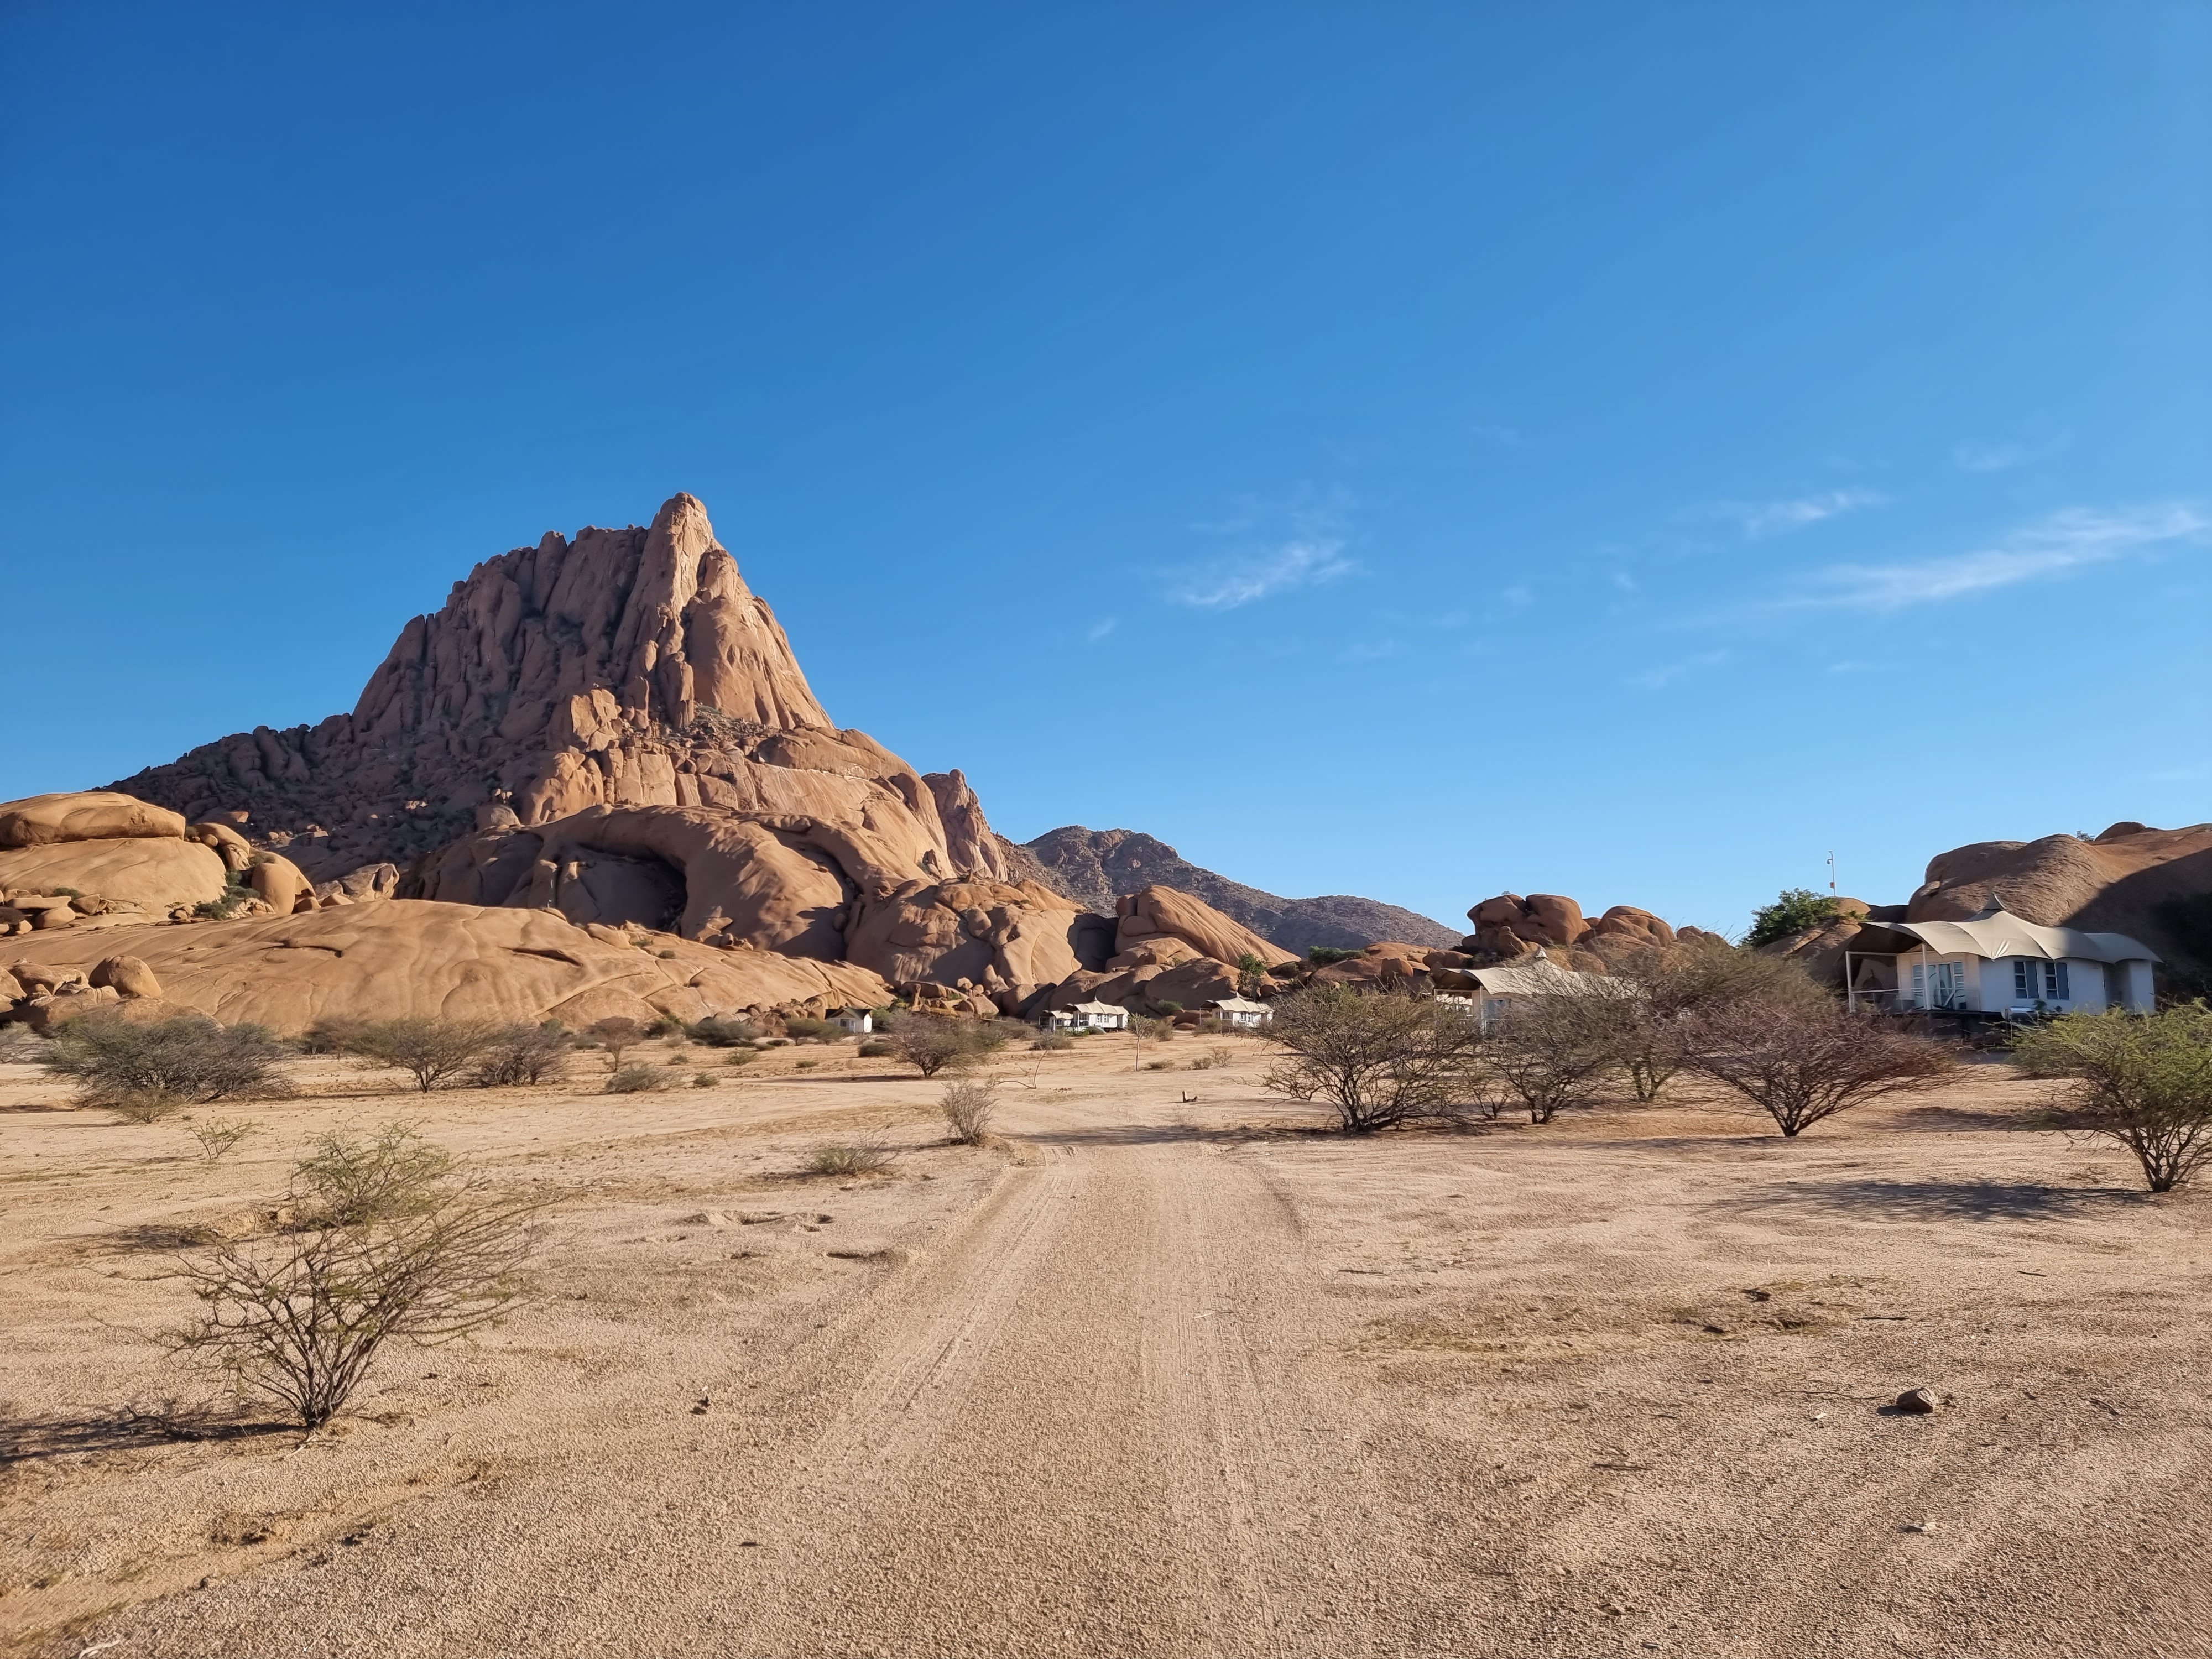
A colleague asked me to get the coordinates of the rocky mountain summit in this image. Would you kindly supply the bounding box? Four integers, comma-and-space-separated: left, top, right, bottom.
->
111, 493, 1018, 894
1020, 826, 1458, 952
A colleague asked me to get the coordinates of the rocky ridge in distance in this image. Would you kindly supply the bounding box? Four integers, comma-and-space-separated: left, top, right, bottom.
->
1019, 826, 1458, 953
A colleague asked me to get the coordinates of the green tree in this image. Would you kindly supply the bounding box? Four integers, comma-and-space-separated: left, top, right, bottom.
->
1746, 888, 1841, 948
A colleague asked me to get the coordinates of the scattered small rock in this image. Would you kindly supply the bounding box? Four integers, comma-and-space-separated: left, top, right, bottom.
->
1895, 1387, 1938, 1415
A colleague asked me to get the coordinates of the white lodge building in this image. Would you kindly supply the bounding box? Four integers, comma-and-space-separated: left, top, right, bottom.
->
1847, 900, 2159, 1016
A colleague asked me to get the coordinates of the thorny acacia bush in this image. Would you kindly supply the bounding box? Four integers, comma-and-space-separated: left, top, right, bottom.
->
467, 1022, 571, 1088
940, 1078, 999, 1144
1605, 940, 1832, 1102
1485, 989, 1626, 1123
186, 1117, 259, 1161
345, 1017, 499, 1093
587, 1016, 649, 1070
1264, 987, 1487, 1133
43, 1013, 289, 1119
2015, 1003, 2212, 1192
169, 1123, 539, 1428
1674, 1000, 1954, 1136
880, 1011, 988, 1078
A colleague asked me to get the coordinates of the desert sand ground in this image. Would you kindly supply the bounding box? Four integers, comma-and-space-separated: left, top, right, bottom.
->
4, 1029, 2209, 1659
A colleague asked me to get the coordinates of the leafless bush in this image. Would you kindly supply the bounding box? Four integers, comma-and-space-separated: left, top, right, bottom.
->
1675, 1000, 1954, 1136
346, 1017, 500, 1094
1031, 1031, 1076, 1051
1487, 992, 1626, 1124
806, 1138, 894, 1176
467, 1022, 570, 1088
2015, 1003, 2212, 1191
186, 1117, 259, 1161
1264, 987, 1487, 1133
166, 1123, 536, 1429
43, 1013, 289, 1119
940, 1078, 999, 1144
1604, 939, 1830, 1100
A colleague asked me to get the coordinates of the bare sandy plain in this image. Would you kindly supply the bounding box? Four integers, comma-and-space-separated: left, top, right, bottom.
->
4, 1029, 2209, 1659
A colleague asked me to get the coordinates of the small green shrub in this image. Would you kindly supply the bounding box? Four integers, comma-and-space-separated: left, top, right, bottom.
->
783, 1017, 843, 1041
806, 1139, 893, 1176
2016, 1003, 2212, 1191
726, 1048, 759, 1066
1306, 946, 1362, 967
192, 871, 254, 921
856, 1039, 893, 1058
43, 1014, 288, 1117
940, 1079, 999, 1144
688, 1016, 762, 1048
795, 1058, 820, 1071
293, 1121, 455, 1227
692, 1072, 717, 1089
606, 1064, 668, 1094
186, 1117, 259, 1160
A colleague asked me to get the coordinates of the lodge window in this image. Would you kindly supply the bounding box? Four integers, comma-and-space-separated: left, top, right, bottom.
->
2012, 959, 2070, 1000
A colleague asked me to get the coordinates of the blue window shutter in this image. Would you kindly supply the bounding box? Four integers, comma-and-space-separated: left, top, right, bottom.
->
2014, 960, 2030, 999
2053, 961, 2069, 999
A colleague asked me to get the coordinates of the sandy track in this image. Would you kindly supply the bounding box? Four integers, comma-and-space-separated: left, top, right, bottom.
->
11, 1046, 2212, 1656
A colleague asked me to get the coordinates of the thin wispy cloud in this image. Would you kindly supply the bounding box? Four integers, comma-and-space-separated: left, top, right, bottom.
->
1801, 504, 2208, 611
1631, 650, 1729, 690
1953, 434, 2069, 473
1170, 536, 1357, 609
1085, 615, 1118, 642
1703, 488, 1887, 540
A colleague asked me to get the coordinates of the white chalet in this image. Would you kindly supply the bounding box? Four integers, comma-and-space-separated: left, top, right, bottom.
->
1208, 995, 1273, 1029
1045, 999, 1130, 1033
1845, 899, 2158, 1016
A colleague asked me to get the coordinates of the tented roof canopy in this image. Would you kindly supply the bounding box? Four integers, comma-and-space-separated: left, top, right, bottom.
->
1881, 904, 2158, 966
1466, 961, 1613, 997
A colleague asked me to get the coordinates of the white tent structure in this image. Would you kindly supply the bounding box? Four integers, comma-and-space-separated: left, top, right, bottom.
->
1846, 898, 2158, 1016
1463, 951, 1613, 1029
1044, 999, 1129, 1033
1208, 995, 1273, 1029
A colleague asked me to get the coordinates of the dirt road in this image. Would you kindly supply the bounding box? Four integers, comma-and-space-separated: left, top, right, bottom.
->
11, 1048, 2212, 1657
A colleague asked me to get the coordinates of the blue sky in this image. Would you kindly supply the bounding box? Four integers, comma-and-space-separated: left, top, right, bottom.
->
3, 3, 2207, 935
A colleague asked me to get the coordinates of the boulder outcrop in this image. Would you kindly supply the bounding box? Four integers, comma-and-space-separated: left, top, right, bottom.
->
1113, 886, 1296, 972
1, 901, 890, 1032
108, 494, 1014, 899
1462, 893, 1593, 957
0, 790, 231, 916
